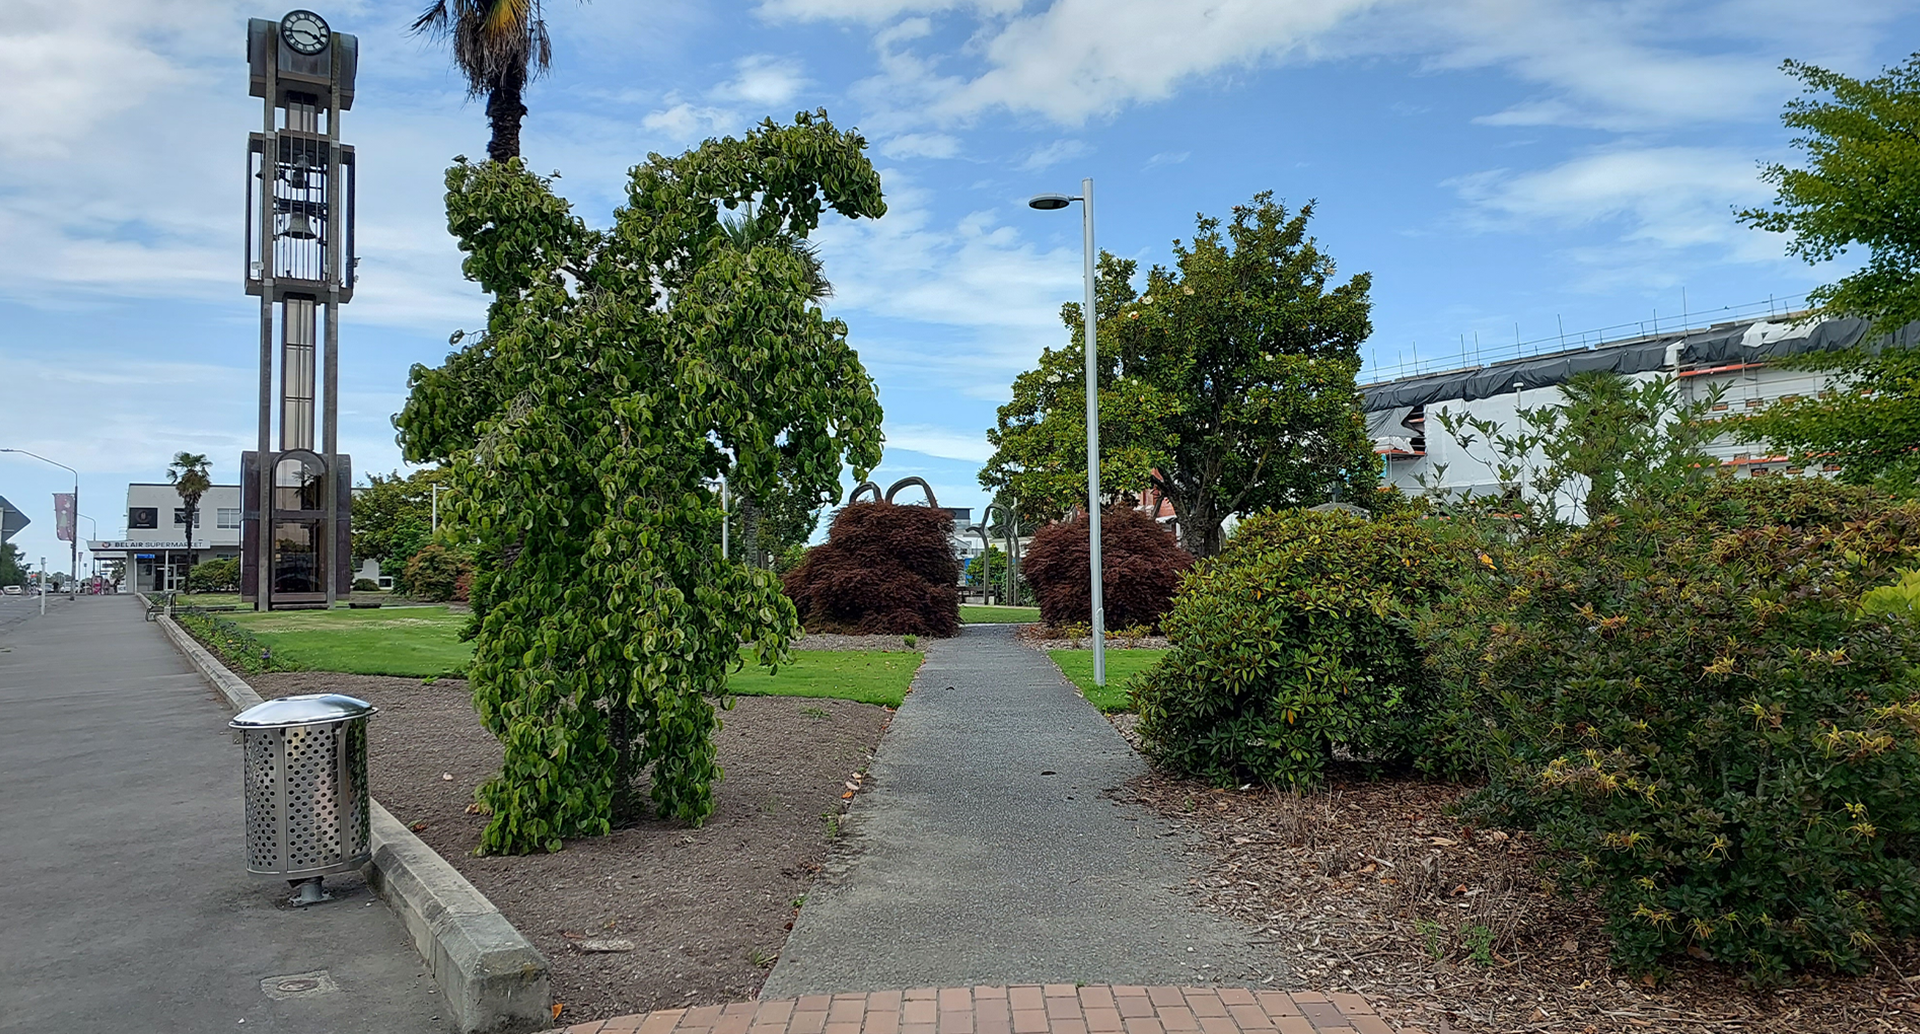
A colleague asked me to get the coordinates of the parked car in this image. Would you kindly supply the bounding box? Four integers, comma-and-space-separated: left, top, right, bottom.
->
3, 585, 23, 595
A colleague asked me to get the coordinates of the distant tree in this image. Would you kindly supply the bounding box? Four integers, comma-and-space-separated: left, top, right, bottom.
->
981, 195, 1378, 557
411, 0, 564, 162
1732, 54, 1920, 493
167, 453, 212, 552
188, 558, 241, 593
351, 468, 452, 582
0, 542, 26, 586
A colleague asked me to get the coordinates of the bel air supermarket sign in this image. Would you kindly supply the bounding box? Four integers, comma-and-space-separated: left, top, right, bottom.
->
88, 540, 192, 551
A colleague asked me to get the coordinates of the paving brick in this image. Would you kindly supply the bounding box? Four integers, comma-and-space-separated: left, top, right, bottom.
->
1185, 994, 1229, 1019
1115, 995, 1155, 1019
1273, 1018, 1315, 1034
1226, 1004, 1273, 1028
715, 1011, 753, 1034
1122, 1017, 1164, 1034
1052, 1020, 1088, 1034
1215, 990, 1256, 1007
749, 1023, 787, 1034
725, 1003, 761, 1017
830, 1000, 865, 1023
1288, 993, 1327, 1006
904, 1000, 938, 1025
976, 1013, 1010, 1034
677, 1024, 713, 1034
974, 987, 1008, 1001
1254, 994, 1300, 1018
1044, 985, 1079, 999
825, 1021, 863, 1034
639, 1011, 686, 1034
1146, 988, 1185, 1008
1309, 1028, 1357, 1034
1157, 1006, 1199, 1032
791, 1011, 829, 1034
1077, 986, 1114, 1010
837, 995, 870, 1004
1198, 1014, 1238, 1034
800, 997, 835, 1013
1297, 1004, 1343, 1029
938, 1011, 973, 1034
1046, 997, 1083, 1021
1008, 988, 1046, 1013
902, 1023, 936, 1034
688, 1007, 727, 1027
1111, 986, 1146, 996
1012, 1010, 1050, 1034
1084, 1007, 1124, 1032
866, 1012, 901, 1034
940, 989, 973, 1012
1325, 995, 1369, 1018
1345, 1017, 1391, 1034
869, 992, 904, 1012
758, 1002, 796, 1024
906, 989, 940, 1002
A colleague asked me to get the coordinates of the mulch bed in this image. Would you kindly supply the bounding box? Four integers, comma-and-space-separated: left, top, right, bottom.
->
1127, 772, 1920, 1033
249, 670, 894, 1028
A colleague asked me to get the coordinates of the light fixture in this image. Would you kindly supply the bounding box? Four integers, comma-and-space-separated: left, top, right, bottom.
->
1027, 193, 1074, 211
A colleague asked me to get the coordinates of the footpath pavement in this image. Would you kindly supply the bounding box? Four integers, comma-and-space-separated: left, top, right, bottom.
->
0, 595, 449, 1034
564, 625, 1425, 1033
763, 623, 1284, 994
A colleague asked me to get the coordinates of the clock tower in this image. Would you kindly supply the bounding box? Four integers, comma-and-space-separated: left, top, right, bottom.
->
242, 10, 357, 609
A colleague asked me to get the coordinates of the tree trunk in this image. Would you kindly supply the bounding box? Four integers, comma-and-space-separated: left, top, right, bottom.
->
486, 67, 528, 162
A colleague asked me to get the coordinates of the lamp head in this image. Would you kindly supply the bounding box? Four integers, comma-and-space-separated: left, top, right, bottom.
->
1027, 193, 1075, 211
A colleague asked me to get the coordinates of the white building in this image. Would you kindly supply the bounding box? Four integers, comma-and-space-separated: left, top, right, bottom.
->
1364, 312, 1918, 517
88, 483, 243, 593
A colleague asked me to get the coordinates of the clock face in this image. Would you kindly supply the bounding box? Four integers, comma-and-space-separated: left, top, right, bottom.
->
281, 10, 330, 55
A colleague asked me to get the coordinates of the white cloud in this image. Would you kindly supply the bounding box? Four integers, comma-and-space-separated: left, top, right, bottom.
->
1018, 139, 1088, 172
884, 423, 995, 462
711, 55, 809, 107
756, 0, 1021, 23
880, 132, 963, 159
642, 100, 740, 141
1146, 151, 1190, 168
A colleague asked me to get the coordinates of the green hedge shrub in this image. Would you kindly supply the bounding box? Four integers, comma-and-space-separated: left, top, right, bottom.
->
403, 544, 471, 602
1863, 568, 1920, 617
187, 557, 240, 593
352, 577, 380, 592
1133, 508, 1463, 788
1424, 479, 1920, 980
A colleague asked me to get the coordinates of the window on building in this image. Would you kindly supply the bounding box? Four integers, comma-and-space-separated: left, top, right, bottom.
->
172, 508, 203, 527
129, 507, 158, 529
216, 507, 241, 529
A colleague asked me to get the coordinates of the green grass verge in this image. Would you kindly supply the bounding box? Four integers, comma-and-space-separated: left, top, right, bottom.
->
227, 606, 474, 678
1048, 648, 1169, 713
729, 650, 922, 707
960, 604, 1041, 624
220, 606, 920, 704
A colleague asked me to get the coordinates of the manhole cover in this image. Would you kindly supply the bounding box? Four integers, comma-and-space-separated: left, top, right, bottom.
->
260, 970, 340, 1001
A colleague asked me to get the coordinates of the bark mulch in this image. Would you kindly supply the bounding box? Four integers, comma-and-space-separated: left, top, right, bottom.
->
1127, 772, 1920, 1034
248, 671, 894, 1029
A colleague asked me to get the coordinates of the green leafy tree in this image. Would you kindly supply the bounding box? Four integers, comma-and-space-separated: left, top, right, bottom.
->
1423, 371, 1724, 529
1733, 54, 1920, 494
0, 542, 26, 586
396, 111, 886, 851
981, 195, 1378, 557
351, 468, 453, 584
167, 453, 212, 552
411, 0, 561, 162
1738, 54, 1920, 333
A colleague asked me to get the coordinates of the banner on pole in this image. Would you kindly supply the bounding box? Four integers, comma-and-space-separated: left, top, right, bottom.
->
54, 493, 74, 543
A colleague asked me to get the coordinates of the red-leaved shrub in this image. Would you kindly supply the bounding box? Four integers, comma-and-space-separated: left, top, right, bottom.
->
782, 502, 960, 636
1022, 506, 1191, 629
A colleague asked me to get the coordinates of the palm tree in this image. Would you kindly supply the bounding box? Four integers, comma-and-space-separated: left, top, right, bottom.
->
411, 0, 556, 162
167, 453, 212, 555
719, 212, 833, 302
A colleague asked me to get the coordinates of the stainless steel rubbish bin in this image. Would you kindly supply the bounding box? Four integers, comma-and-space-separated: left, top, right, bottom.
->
228, 693, 378, 905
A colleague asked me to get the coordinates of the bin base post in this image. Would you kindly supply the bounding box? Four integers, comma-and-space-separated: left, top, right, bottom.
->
289, 877, 332, 907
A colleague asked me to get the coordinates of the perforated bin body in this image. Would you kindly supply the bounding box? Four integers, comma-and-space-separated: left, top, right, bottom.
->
229, 694, 376, 878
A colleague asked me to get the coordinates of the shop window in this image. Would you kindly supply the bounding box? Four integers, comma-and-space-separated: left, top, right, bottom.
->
172, 508, 203, 527
216, 507, 241, 529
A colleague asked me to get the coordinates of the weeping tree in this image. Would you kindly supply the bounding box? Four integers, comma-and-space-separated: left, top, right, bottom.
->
396, 111, 886, 851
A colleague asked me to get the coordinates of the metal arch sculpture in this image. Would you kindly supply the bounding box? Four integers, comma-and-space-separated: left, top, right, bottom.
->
847, 481, 883, 504
883, 477, 938, 508
979, 495, 1023, 607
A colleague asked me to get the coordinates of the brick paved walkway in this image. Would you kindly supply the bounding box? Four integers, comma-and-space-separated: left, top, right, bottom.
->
558, 985, 1427, 1034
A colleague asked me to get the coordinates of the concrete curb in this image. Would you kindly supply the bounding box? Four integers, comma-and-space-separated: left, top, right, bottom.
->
148, 595, 552, 1033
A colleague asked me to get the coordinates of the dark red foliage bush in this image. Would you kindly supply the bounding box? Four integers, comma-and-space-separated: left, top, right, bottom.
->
781, 501, 960, 637
1023, 506, 1192, 629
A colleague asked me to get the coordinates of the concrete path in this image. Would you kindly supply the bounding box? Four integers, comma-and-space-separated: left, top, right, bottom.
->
763, 624, 1286, 996
0, 596, 449, 1034
559, 984, 1415, 1034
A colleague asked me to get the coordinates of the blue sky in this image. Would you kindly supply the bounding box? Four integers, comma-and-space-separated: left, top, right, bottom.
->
4, 0, 1918, 569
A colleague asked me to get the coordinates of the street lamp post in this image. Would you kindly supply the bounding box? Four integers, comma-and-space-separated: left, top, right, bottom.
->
1028, 178, 1105, 687
77, 514, 97, 591
1, 448, 78, 600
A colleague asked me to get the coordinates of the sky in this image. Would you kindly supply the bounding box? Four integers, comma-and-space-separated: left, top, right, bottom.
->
4, 0, 1918, 571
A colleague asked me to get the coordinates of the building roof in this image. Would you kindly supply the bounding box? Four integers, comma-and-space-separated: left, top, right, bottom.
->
1361, 314, 1919, 412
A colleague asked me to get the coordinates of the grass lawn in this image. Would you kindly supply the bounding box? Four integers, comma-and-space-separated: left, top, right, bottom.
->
960, 604, 1041, 624
729, 650, 922, 707
1048, 648, 1169, 713
222, 605, 921, 704
228, 606, 474, 678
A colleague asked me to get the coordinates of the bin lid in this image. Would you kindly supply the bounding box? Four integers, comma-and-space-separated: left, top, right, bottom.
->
229, 693, 377, 729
